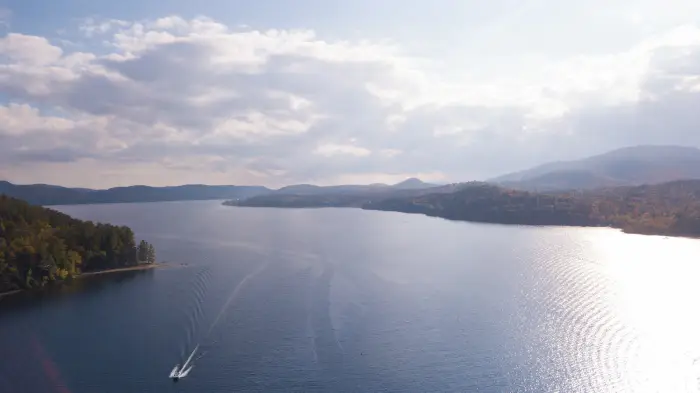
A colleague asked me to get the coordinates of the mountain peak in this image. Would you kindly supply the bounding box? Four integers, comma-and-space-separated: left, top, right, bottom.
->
394, 177, 422, 185
490, 144, 700, 191
392, 178, 433, 189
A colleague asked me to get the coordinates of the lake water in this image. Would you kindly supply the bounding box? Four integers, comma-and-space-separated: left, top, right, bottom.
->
3, 200, 700, 392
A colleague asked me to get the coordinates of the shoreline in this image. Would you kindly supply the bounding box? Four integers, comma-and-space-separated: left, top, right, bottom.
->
0, 262, 164, 299
228, 202, 700, 240
364, 207, 700, 240
79, 262, 164, 277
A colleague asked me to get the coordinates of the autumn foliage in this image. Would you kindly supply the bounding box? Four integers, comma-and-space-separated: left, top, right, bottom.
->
0, 195, 154, 292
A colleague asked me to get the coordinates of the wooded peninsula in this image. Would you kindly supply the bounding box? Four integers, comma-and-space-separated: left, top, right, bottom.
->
363, 180, 700, 236
227, 179, 700, 237
0, 195, 157, 293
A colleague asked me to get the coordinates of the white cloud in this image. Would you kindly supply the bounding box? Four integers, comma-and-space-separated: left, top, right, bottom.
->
210, 112, 315, 141
1, 12, 700, 187
0, 33, 63, 65
149, 16, 189, 31
314, 143, 371, 157
0, 104, 73, 135
79, 18, 130, 38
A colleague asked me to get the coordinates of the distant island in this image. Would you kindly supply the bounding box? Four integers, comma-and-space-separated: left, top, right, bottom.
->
0, 195, 158, 294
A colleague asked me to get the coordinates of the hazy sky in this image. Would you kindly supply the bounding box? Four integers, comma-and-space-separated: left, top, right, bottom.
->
2, 0, 700, 188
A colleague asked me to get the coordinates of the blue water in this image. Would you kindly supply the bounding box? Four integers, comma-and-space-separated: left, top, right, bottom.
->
3, 200, 700, 392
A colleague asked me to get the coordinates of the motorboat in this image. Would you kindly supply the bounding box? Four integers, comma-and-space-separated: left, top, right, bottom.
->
169, 345, 198, 381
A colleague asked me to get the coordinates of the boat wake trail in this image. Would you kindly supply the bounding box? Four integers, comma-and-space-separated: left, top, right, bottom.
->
206, 262, 269, 336
170, 262, 269, 380
170, 345, 199, 381
183, 267, 212, 355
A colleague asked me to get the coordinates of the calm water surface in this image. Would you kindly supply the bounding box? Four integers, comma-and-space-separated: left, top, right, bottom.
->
3, 200, 700, 392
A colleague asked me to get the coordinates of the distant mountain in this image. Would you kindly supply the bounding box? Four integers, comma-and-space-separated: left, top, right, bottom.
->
275, 184, 325, 195
269, 178, 434, 196
0, 177, 437, 206
392, 178, 436, 190
227, 182, 464, 208
491, 145, 700, 191
274, 183, 387, 196
0, 181, 271, 205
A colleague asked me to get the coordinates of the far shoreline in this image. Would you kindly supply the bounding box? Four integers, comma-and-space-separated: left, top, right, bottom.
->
226, 201, 700, 240
0, 262, 165, 299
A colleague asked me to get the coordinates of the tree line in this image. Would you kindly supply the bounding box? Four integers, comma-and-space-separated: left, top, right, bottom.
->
364, 180, 700, 236
0, 195, 156, 293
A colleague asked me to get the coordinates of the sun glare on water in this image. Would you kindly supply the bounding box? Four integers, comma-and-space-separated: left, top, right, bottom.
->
579, 231, 700, 392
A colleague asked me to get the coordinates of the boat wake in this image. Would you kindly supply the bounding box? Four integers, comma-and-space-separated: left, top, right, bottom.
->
206, 262, 269, 336
169, 262, 269, 380
170, 345, 198, 381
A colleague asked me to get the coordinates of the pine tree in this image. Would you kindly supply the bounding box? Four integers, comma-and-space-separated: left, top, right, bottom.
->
137, 240, 148, 263
146, 243, 156, 264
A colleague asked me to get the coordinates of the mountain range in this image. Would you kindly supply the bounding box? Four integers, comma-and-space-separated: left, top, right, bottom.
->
273, 178, 436, 196
0, 178, 437, 206
227, 179, 460, 208
0, 182, 272, 206
3, 145, 700, 206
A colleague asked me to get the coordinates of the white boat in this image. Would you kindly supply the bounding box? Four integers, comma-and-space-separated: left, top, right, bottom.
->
170, 345, 199, 381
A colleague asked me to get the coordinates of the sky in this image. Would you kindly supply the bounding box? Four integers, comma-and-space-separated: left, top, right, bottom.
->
2, 0, 700, 188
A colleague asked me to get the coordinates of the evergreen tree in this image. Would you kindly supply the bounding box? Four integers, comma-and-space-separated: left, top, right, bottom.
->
146, 243, 156, 264
137, 240, 148, 263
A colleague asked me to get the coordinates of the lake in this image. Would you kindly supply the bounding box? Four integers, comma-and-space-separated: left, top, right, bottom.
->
3, 200, 700, 392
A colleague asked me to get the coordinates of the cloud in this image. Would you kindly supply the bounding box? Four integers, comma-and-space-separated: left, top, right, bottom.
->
0, 104, 73, 136
1, 14, 700, 187
0, 33, 63, 65
314, 143, 371, 157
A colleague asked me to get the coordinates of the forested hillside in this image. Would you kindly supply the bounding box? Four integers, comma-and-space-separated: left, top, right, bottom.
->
364, 182, 598, 226
582, 180, 700, 235
226, 182, 466, 208
364, 180, 700, 236
0, 195, 155, 293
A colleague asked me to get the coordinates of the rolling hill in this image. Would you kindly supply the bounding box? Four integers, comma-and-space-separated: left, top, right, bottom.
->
0, 177, 437, 206
271, 178, 436, 196
227, 180, 459, 208
491, 145, 700, 191
0, 181, 272, 205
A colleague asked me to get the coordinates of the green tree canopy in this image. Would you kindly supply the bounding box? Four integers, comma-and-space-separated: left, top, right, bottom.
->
0, 195, 153, 292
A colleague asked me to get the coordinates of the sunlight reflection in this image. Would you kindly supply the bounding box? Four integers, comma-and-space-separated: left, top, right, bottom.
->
577, 230, 700, 392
